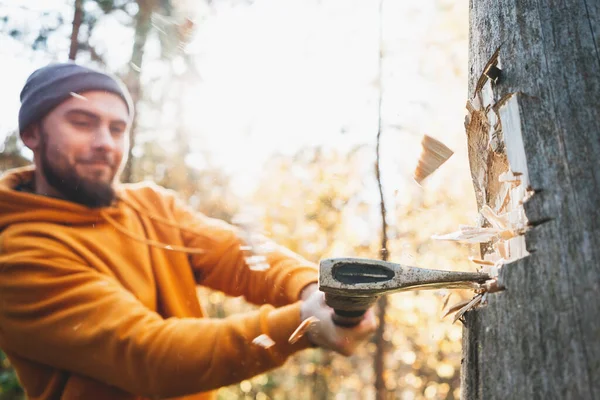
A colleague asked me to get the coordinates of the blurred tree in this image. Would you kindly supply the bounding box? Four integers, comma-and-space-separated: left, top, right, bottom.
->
121, 0, 158, 182
121, 0, 200, 182
252, 146, 369, 260
0, 131, 29, 173
373, 0, 388, 398
68, 0, 85, 60
0, 7, 63, 53
0, 1, 130, 64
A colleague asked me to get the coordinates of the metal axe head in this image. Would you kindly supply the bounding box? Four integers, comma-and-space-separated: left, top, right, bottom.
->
318, 257, 490, 326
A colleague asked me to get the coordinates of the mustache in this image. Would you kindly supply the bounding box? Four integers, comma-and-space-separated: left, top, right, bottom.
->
77, 154, 116, 166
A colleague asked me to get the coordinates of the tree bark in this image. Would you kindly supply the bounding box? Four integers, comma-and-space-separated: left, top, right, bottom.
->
462, 1, 600, 399
121, 1, 156, 183
68, 0, 84, 60
373, 0, 389, 398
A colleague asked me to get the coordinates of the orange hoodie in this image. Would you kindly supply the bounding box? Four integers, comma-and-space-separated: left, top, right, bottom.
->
0, 166, 319, 400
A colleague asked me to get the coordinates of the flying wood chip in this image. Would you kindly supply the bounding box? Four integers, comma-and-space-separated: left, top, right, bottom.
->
452, 294, 483, 324
288, 316, 320, 344
252, 334, 275, 349
414, 135, 454, 184
432, 226, 501, 243
468, 257, 495, 267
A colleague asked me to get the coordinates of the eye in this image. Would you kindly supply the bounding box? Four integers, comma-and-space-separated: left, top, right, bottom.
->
110, 126, 126, 136
71, 119, 92, 128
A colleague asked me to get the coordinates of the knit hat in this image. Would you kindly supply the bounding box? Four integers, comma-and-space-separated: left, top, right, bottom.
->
18, 62, 134, 132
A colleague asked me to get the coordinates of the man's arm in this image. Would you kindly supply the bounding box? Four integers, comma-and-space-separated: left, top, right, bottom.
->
0, 232, 313, 398
166, 200, 377, 356
166, 191, 319, 305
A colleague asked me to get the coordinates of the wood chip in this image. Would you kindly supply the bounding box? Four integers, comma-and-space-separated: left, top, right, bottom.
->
494, 241, 509, 259
442, 298, 473, 319
432, 226, 499, 243
248, 263, 270, 271
478, 279, 503, 294
480, 205, 510, 230
288, 316, 320, 344
441, 293, 453, 312
469, 257, 495, 267
414, 135, 454, 184
452, 294, 483, 324
69, 92, 88, 101
498, 170, 522, 184
480, 259, 504, 277
252, 334, 275, 349
433, 222, 518, 244
480, 292, 488, 305
245, 255, 271, 271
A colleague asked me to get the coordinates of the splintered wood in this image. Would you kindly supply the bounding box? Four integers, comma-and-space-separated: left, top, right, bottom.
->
440, 55, 536, 323
252, 334, 275, 349
432, 225, 508, 244
442, 278, 504, 324
413, 135, 454, 184
443, 294, 484, 324
432, 205, 524, 244
470, 257, 504, 277
288, 316, 319, 344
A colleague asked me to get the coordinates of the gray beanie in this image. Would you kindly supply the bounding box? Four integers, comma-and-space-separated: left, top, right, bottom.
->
18, 62, 134, 132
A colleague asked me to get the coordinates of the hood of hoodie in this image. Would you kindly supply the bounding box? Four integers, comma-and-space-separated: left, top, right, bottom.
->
0, 165, 126, 231
0, 165, 125, 231
0, 166, 211, 256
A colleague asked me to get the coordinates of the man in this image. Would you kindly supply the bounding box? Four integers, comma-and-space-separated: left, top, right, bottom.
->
0, 63, 376, 400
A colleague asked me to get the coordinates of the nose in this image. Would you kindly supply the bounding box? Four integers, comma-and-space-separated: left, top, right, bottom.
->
91, 125, 117, 152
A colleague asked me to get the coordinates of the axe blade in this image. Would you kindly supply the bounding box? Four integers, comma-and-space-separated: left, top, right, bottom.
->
318, 257, 490, 326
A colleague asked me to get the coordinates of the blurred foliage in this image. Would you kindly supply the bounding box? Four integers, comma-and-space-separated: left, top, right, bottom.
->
0, 351, 24, 400
204, 146, 477, 400
0, 129, 478, 400
0, 0, 476, 399
0, 131, 29, 172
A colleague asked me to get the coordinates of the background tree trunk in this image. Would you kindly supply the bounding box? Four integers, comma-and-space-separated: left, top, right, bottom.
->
373, 0, 388, 398
121, 0, 157, 183
68, 0, 84, 60
462, 1, 600, 399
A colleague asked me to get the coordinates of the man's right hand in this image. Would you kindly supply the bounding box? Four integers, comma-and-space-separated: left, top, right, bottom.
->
300, 290, 377, 356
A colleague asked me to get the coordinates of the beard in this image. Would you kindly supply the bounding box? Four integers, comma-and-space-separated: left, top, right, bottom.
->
39, 128, 117, 208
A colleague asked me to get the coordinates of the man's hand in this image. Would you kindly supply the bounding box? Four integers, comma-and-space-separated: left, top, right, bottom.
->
299, 282, 318, 301
300, 290, 377, 356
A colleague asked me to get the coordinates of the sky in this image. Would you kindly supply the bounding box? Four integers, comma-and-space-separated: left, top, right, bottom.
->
0, 0, 472, 202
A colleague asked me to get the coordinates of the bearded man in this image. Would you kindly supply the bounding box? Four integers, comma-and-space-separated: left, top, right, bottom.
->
0, 63, 376, 400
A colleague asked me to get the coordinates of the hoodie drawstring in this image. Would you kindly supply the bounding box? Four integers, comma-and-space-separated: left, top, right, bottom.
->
100, 196, 207, 255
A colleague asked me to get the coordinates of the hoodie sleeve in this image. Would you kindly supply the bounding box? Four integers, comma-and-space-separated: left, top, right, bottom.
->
167, 192, 319, 306
0, 231, 313, 398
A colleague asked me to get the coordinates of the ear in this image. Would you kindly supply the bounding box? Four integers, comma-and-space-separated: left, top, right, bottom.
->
20, 123, 42, 152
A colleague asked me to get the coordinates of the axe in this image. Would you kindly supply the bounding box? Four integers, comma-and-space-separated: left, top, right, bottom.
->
319, 257, 490, 327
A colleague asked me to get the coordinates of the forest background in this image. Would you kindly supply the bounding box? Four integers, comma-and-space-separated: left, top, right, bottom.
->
0, 0, 479, 399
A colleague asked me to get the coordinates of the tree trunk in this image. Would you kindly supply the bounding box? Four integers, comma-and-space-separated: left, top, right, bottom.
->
121, 1, 156, 183
462, 1, 600, 399
373, 0, 388, 398
68, 0, 84, 60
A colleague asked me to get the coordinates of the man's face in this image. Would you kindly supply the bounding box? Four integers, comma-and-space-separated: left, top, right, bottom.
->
29, 91, 130, 207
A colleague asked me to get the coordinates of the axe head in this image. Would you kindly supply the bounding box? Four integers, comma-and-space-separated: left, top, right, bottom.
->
318, 257, 490, 326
